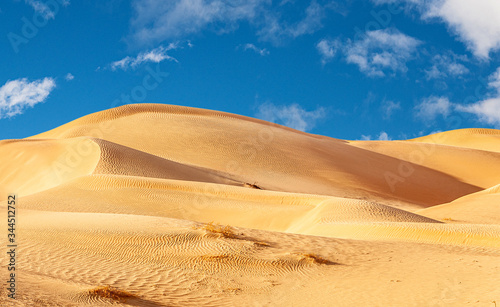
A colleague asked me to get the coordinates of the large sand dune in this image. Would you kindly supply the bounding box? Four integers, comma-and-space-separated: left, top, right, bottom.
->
1, 104, 499, 306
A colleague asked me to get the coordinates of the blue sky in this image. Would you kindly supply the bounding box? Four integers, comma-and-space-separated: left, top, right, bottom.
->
1, 0, 500, 141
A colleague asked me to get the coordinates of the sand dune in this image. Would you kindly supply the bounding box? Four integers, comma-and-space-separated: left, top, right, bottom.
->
92, 138, 241, 186
29, 104, 483, 208
0, 137, 101, 200
410, 128, 500, 153
351, 138, 500, 190
418, 184, 500, 225
1, 103, 500, 306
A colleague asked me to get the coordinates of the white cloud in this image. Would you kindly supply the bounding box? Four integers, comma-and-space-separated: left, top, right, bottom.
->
242, 43, 269, 56
428, 130, 443, 135
130, 0, 267, 45
373, 0, 500, 59
488, 67, 500, 94
340, 28, 422, 77
64, 73, 74, 81
316, 38, 340, 64
256, 102, 326, 132
258, 1, 326, 44
425, 0, 500, 59
110, 44, 178, 70
289, 1, 324, 37
129, 0, 328, 46
381, 100, 401, 119
378, 131, 391, 140
453, 67, 500, 127
414, 68, 500, 127
0, 77, 56, 119
456, 98, 500, 127
425, 53, 469, 80
414, 96, 452, 121
360, 131, 391, 141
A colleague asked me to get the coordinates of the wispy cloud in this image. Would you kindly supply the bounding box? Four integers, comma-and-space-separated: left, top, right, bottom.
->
25, 0, 55, 19
381, 100, 401, 119
129, 0, 329, 46
110, 44, 178, 71
320, 28, 422, 77
344, 28, 422, 77
316, 38, 340, 64
241, 43, 269, 56
130, 0, 267, 46
24, 0, 70, 19
415, 69, 500, 127
256, 102, 326, 132
0, 77, 56, 119
378, 131, 391, 140
360, 131, 392, 141
414, 96, 452, 121
64, 73, 74, 81
258, 1, 326, 44
425, 53, 469, 80
456, 98, 500, 127
454, 67, 500, 126
373, 0, 500, 59
488, 66, 500, 94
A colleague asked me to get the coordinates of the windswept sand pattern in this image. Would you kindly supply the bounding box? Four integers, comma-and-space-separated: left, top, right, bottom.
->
1, 104, 500, 306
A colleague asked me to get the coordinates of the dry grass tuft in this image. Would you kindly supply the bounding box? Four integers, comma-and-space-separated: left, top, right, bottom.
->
88, 285, 136, 302
196, 221, 238, 239
297, 253, 332, 265
224, 287, 242, 294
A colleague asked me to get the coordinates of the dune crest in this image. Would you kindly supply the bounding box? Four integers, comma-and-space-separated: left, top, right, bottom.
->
28, 104, 485, 208
0, 137, 100, 199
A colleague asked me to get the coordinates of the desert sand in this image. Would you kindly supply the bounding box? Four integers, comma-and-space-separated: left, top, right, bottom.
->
1, 103, 499, 306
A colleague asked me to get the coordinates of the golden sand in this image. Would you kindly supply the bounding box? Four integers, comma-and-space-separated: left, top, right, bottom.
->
1, 104, 499, 306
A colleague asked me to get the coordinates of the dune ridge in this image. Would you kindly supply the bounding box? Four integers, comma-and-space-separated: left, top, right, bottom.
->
409, 128, 500, 152
28, 104, 485, 208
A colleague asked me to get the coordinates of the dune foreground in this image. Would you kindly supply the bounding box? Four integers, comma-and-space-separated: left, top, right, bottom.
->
1, 104, 499, 306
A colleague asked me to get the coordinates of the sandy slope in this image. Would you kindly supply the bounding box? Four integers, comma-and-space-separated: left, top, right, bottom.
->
1, 104, 499, 306
410, 128, 500, 153
350, 139, 500, 190
418, 184, 500, 225
0, 137, 101, 200
1, 209, 499, 307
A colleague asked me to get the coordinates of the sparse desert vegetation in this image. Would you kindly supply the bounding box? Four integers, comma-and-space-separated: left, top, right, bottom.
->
88, 285, 136, 302
295, 253, 333, 265
196, 221, 239, 239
